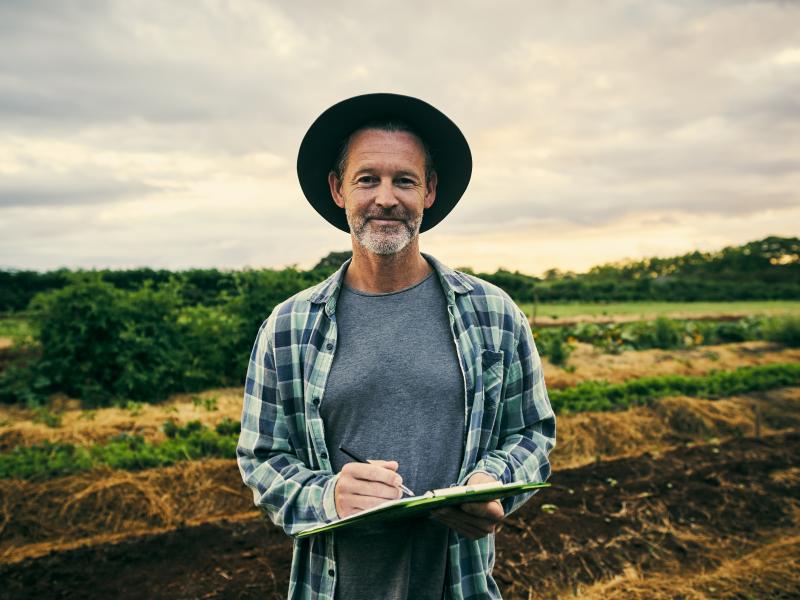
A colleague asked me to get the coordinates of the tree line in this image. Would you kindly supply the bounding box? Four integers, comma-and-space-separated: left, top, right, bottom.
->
1, 237, 798, 313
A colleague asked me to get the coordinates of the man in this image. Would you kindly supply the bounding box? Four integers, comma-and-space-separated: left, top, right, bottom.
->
237, 93, 556, 599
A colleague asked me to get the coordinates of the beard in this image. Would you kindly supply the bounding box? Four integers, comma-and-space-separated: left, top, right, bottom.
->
345, 205, 423, 255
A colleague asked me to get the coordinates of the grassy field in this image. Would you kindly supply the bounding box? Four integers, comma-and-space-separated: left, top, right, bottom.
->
521, 300, 800, 320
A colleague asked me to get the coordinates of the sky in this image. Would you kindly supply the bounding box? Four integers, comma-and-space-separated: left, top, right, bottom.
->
1, 0, 798, 277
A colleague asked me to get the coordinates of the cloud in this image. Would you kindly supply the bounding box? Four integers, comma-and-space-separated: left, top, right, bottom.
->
0, 0, 798, 270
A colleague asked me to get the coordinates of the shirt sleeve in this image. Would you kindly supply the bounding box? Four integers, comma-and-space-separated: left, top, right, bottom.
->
463, 304, 557, 516
236, 311, 340, 536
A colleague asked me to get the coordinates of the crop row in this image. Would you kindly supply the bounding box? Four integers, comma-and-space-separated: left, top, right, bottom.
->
535, 314, 800, 364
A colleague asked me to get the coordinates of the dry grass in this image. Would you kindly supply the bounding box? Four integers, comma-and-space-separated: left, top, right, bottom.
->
561, 534, 800, 600
0, 458, 256, 564
543, 340, 800, 389
0, 388, 243, 450
551, 387, 800, 470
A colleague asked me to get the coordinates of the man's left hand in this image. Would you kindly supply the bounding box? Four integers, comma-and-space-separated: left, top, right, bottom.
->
429, 472, 504, 540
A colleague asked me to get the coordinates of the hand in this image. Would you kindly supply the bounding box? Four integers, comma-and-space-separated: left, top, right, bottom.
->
430, 472, 505, 540
334, 459, 405, 518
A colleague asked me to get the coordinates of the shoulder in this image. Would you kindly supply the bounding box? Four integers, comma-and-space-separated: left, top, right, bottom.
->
256, 279, 330, 348
455, 272, 530, 338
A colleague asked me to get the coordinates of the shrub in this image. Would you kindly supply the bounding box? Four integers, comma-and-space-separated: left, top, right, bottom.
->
762, 315, 800, 347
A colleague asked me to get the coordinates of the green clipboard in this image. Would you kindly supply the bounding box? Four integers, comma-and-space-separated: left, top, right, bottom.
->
295, 480, 550, 539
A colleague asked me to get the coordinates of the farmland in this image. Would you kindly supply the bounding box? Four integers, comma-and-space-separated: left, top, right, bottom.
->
1, 238, 798, 598
1, 329, 799, 598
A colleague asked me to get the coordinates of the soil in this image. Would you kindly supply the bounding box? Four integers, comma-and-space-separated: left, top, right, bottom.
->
2, 431, 798, 600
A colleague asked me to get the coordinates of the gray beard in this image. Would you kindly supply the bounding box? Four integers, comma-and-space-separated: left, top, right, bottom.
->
345, 208, 422, 255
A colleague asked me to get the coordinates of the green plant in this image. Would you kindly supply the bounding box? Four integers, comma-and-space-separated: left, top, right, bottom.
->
31, 407, 62, 428
192, 395, 218, 411
549, 363, 800, 414
762, 315, 800, 347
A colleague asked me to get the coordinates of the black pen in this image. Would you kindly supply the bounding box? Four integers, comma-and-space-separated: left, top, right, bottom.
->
338, 445, 415, 496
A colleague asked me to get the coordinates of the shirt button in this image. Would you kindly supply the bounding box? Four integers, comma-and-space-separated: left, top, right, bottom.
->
326, 342, 334, 350
313, 398, 320, 406
328, 569, 335, 577
320, 452, 328, 460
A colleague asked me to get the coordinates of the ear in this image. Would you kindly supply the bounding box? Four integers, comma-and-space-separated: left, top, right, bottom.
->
424, 171, 438, 210
328, 171, 345, 209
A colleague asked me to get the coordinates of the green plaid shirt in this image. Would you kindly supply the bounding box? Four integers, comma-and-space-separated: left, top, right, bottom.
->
237, 253, 556, 599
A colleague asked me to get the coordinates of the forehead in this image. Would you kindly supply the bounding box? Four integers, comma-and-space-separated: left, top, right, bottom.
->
345, 128, 427, 173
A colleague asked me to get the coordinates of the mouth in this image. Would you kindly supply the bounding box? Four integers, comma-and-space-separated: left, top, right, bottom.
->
368, 217, 405, 225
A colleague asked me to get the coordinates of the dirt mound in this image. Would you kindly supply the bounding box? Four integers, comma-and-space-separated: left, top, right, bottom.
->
569, 534, 800, 599
552, 386, 800, 469
0, 459, 255, 563
1, 431, 797, 599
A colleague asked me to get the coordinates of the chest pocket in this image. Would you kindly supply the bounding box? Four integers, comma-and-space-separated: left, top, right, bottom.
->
479, 349, 504, 451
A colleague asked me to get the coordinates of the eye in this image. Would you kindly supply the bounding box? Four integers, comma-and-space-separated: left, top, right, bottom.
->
396, 177, 417, 187
355, 175, 378, 185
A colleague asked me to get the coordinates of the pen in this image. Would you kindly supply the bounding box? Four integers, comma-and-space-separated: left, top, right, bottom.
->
338, 445, 415, 496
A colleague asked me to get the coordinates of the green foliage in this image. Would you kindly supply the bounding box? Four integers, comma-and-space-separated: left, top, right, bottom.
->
0, 420, 238, 481
535, 330, 574, 365
214, 417, 240, 436
536, 316, 775, 356
192, 394, 219, 411
31, 407, 62, 428
549, 363, 800, 414
762, 315, 800, 347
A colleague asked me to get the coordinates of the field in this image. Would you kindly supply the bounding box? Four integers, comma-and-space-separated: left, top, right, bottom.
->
522, 300, 800, 326
1, 310, 799, 598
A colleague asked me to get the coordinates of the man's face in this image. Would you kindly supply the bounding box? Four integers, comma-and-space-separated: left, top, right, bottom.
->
328, 128, 437, 255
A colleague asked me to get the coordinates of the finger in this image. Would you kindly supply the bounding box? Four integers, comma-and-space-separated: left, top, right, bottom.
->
460, 500, 504, 521
344, 478, 403, 500
343, 462, 403, 487
431, 510, 492, 539
432, 507, 496, 535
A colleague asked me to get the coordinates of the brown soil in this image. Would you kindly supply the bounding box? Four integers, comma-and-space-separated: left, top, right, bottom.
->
1, 431, 797, 599
4, 386, 800, 567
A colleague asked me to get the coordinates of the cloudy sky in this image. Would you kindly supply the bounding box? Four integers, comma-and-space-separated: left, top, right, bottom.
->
1, 0, 798, 276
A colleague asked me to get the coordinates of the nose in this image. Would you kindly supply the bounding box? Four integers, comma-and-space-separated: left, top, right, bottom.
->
373, 178, 399, 209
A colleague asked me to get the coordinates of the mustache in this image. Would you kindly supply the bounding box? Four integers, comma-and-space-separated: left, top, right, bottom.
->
365, 210, 410, 221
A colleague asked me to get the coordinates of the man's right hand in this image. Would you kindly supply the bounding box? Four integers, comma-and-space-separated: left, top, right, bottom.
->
334, 459, 404, 518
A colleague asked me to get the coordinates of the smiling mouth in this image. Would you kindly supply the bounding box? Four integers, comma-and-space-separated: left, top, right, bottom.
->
369, 218, 404, 224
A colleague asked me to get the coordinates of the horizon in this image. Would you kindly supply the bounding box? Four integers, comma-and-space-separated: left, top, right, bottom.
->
2, 234, 794, 280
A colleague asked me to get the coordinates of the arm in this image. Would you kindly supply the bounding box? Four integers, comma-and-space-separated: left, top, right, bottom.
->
236, 313, 340, 537
462, 305, 557, 516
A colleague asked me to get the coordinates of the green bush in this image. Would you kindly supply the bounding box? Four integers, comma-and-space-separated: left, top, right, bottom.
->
762, 315, 800, 347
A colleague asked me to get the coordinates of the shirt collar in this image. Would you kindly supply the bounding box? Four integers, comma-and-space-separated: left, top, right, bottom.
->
308, 252, 474, 314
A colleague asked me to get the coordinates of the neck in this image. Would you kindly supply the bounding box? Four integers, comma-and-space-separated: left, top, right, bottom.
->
345, 238, 432, 294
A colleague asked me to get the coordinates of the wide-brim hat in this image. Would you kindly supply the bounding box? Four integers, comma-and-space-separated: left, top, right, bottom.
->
296, 92, 472, 233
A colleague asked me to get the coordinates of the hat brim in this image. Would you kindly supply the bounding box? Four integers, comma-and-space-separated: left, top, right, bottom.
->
296, 93, 472, 234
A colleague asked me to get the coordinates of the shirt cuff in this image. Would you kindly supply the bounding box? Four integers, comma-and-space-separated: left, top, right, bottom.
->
321, 472, 341, 522
461, 456, 511, 486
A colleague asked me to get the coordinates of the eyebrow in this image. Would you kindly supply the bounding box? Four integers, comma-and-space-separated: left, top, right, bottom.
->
352, 167, 421, 179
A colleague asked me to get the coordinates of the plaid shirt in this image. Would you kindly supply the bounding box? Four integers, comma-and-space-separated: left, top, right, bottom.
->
237, 253, 556, 599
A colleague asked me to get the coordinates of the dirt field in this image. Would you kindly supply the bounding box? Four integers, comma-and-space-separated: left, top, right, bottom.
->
1, 335, 798, 599
1, 431, 797, 599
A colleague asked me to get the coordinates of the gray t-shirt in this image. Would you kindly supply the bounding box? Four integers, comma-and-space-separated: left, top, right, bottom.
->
320, 267, 466, 600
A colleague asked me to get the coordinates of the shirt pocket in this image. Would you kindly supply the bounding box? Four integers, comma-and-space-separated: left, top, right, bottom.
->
479, 349, 504, 450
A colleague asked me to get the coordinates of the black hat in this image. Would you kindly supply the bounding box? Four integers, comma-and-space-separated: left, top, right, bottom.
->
296, 93, 472, 233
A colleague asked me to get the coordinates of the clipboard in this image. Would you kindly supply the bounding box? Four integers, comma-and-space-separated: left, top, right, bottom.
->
296, 480, 550, 538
